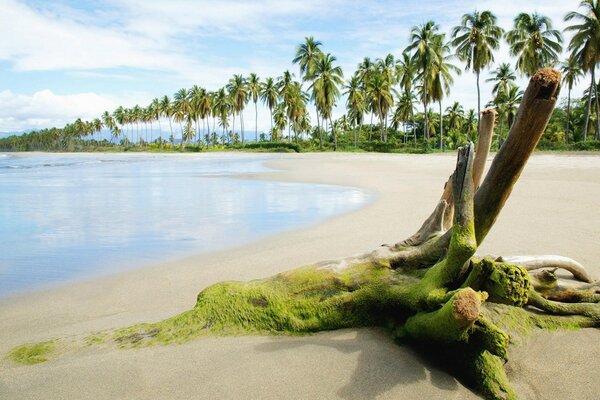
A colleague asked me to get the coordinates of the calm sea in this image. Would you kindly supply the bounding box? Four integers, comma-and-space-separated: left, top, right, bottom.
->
0, 153, 369, 297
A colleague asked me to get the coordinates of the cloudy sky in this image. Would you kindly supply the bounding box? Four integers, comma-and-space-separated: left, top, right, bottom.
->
0, 0, 585, 134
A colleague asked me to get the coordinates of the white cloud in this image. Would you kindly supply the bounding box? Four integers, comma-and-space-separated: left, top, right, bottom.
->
0, 89, 140, 132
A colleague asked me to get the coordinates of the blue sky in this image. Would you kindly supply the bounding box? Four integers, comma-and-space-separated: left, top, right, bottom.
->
0, 0, 583, 133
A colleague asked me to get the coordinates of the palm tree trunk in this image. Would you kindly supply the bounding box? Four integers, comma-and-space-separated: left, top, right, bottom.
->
241, 112, 245, 144
476, 71, 481, 136
369, 112, 373, 141
439, 100, 443, 150
316, 108, 322, 149
412, 110, 416, 147
331, 117, 337, 151
566, 88, 571, 144
232, 112, 236, 144
498, 116, 504, 149
353, 122, 357, 148
158, 118, 163, 147
595, 68, 600, 140
168, 118, 174, 144
270, 108, 274, 140
583, 71, 593, 142
254, 101, 258, 142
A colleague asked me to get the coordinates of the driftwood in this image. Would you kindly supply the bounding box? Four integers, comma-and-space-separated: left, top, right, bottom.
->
8, 69, 599, 400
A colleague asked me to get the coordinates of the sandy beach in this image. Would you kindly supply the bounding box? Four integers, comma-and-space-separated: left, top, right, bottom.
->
1, 152, 600, 399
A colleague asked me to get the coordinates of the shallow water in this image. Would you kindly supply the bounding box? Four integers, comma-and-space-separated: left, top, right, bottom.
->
0, 153, 369, 297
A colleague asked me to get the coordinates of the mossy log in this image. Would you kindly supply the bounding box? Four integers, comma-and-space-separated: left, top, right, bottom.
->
8, 69, 600, 400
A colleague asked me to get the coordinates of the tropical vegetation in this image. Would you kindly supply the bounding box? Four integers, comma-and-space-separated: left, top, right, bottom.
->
3, 4, 600, 153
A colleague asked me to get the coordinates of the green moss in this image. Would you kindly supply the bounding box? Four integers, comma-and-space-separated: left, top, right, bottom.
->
84, 333, 106, 346
8, 340, 55, 365
482, 303, 590, 342
482, 261, 530, 307
112, 261, 406, 347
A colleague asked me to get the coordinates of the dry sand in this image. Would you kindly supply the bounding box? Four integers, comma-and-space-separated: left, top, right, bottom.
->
1, 152, 600, 399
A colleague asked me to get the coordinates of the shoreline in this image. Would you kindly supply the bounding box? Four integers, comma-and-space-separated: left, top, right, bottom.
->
2, 152, 600, 399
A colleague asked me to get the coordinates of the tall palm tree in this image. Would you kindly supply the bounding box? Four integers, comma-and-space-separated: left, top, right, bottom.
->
150, 98, 162, 145
394, 91, 416, 144
112, 106, 126, 143
366, 71, 394, 141
507, 13, 563, 77
293, 37, 324, 138
565, 0, 600, 141
101, 111, 118, 143
227, 74, 249, 143
429, 34, 460, 149
561, 55, 583, 143
396, 52, 418, 143
160, 95, 174, 145
486, 63, 517, 97
173, 88, 192, 144
260, 77, 278, 139
247, 73, 260, 141
344, 74, 365, 147
189, 85, 204, 142
214, 88, 231, 144
451, 11, 504, 134
406, 20, 440, 144
311, 53, 344, 150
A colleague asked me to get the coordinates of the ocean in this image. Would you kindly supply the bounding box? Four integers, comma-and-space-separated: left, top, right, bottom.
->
0, 153, 369, 297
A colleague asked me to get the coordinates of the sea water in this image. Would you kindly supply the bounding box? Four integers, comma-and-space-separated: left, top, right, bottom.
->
0, 153, 369, 297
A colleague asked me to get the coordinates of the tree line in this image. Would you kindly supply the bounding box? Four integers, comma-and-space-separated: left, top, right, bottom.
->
3, 1, 600, 152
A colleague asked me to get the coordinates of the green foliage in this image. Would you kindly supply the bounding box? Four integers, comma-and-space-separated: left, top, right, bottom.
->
238, 141, 301, 153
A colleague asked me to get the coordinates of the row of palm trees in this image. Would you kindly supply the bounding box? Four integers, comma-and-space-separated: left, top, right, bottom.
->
4, 2, 600, 152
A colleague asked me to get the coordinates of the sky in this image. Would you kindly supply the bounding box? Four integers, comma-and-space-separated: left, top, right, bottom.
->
0, 0, 585, 134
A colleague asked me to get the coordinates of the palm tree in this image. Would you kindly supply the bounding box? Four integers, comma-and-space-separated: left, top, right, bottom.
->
445, 101, 465, 131
260, 77, 278, 139
213, 88, 231, 144
486, 63, 517, 97
492, 85, 523, 148
189, 85, 204, 142
91, 118, 103, 143
396, 52, 418, 143
311, 53, 344, 150
561, 55, 583, 143
451, 11, 504, 134
407, 21, 440, 145
366, 71, 394, 141
293, 37, 324, 139
464, 109, 478, 141
395, 91, 417, 144
173, 88, 192, 144
565, 0, 600, 141
227, 74, 249, 143
507, 13, 563, 77
293, 36, 323, 80
160, 95, 174, 145
429, 34, 460, 149
344, 74, 365, 147
248, 73, 260, 141
150, 98, 162, 145
101, 111, 118, 143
